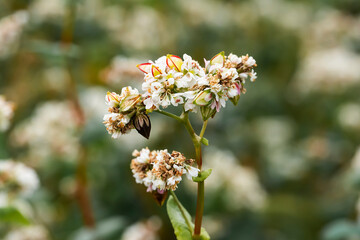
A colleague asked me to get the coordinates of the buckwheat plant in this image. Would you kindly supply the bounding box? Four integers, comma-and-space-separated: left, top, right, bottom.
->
103, 52, 257, 239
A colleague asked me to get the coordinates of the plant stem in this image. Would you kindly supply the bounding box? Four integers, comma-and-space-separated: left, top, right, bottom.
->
193, 180, 204, 238
155, 110, 206, 238
170, 191, 193, 232
154, 110, 182, 122
199, 120, 208, 139
61, 1, 95, 228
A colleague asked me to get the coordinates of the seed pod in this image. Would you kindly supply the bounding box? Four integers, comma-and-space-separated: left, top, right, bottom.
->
134, 113, 151, 139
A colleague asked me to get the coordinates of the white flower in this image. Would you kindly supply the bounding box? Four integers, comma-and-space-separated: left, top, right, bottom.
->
152, 179, 166, 191
228, 53, 242, 65
167, 175, 182, 186
184, 165, 200, 179
0, 160, 39, 196
220, 68, 238, 80
245, 56, 256, 67
137, 148, 151, 163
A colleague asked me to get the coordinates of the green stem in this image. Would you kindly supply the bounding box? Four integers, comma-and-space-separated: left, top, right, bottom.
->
199, 120, 208, 139
154, 110, 182, 122
193, 180, 204, 238
180, 111, 201, 148
156, 110, 206, 238
170, 191, 193, 232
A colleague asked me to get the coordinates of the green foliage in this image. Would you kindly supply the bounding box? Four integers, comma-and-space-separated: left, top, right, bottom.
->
0, 207, 30, 225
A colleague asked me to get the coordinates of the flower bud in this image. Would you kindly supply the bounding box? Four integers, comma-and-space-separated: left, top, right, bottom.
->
193, 90, 212, 106
230, 95, 240, 106
200, 105, 217, 121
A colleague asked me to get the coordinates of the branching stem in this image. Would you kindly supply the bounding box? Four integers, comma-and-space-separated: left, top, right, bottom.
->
155, 109, 206, 238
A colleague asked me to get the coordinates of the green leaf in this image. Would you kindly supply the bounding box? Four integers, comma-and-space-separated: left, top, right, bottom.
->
167, 196, 210, 240
200, 137, 209, 146
0, 207, 30, 225
193, 169, 212, 182
167, 195, 193, 240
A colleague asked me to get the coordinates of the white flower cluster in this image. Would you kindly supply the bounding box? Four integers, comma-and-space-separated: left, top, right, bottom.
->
137, 53, 257, 118
0, 95, 14, 132
0, 11, 28, 58
12, 101, 80, 163
103, 87, 151, 139
131, 148, 199, 193
0, 160, 39, 197
103, 52, 257, 138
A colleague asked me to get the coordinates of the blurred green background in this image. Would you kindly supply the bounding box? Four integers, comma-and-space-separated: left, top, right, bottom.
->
1, 0, 360, 239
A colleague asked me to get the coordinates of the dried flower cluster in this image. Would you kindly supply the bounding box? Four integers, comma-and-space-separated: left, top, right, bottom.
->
103, 52, 257, 138
0, 160, 39, 197
103, 87, 150, 139
0, 95, 14, 132
131, 148, 199, 193
0, 11, 28, 58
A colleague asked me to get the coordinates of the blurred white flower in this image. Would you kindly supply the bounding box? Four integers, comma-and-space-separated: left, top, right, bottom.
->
12, 101, 80, 164
337, 103, 360, 132
80, 87, 108, 120
186, 148, 266, 210
253, 117, 294, 148
5, 225, 49, 240
121, 216, 162, 240
292, 47, 360, 94
0, 95, 14, 131
101, 56, 144, 85
0, 11, 28, 58
29, 0, 64, 20
0, 160, 39, 196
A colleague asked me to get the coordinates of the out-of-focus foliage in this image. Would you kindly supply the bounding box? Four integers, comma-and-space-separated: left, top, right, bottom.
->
0, 0, 360, 239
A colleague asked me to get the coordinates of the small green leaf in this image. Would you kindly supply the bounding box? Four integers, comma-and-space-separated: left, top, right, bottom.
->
192, 169, 212, 182
167, 195, 193, 240
200, 138, 209, 146
200, 228, 211, 240
0, 207, 30, 225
